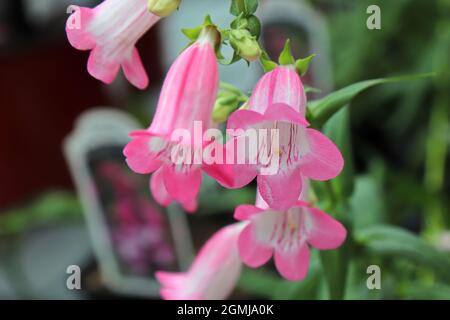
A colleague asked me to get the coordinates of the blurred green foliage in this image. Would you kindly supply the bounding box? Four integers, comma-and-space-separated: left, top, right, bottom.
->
0, 191, 82, 236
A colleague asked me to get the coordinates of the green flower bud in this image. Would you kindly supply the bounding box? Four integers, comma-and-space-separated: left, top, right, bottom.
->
212, 83, 249, 123
213, 96, 240, 123
148, 0, 181, 17
230, 29, 262, 62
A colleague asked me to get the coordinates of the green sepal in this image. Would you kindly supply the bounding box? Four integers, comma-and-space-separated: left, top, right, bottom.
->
295, 54, 316, 76
278, 39, 295, 66
260, 51, 278, 73
181, 26, 203, 41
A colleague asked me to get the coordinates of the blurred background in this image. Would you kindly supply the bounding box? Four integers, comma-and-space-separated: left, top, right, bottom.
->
0, 0, 448, 299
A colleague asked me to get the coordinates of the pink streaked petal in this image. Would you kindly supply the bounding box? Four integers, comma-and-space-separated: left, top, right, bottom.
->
257, 166, 303, 210
305, 207, 347, 250
150, 42, 219, 136
248, 68, 273, 114
196, 224, 244, 300
221, 138, 258, 189
202, 163, 234, 189
234, 205, 264, 221
238, 224, 273, 268
87, 47, 120, 85
123, 133, 162, 174
271, 67, 307, 115
300, 128, 344, 181
264, 103, 309, 127
162, 165, 202, 209
201, 141, 237, 189
66, 7, 95, 50
122, 47, 149, 90
263, 103, 309, 127
255, 190, 269, 209
155, 271, 186, 289
274, 242, 310, 281
158, 223, 244, 300
233, 164, 258, 189
129, 130, 152, 138
227, 109, 266, 131
249, 66, 307, 115
150, 168, 172, 207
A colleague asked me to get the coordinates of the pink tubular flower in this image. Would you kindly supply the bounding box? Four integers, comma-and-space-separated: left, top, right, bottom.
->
226, 66, 344, 210
66, 0, 161, 89
156, 223, 245, 300
234, 192, 347, 281
123, 26, 223, 212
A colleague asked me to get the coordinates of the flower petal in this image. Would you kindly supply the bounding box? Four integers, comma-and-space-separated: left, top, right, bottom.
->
305, 207, 347, 250
155, 271, 186, 290
238, 224, 273, 268
202, 163, 235, 188
150, 41, 219, 136
234, 205, 264, 221
66, 7, 95, 50
263, 103, 309, 127
122, 47, 149, 90
257, 165, 303, 210
150, 167, 172, 207
227, 109, 267, 131
123, 132, 163, 174
249, 66, 307, 115
162, 164, 201, 212
87, 46, 120, 85
300, 128, 344, 181
157, 223, 244, 300
226, 137, 259, 188
156, 272, 202, 300
274, 242, 310, 281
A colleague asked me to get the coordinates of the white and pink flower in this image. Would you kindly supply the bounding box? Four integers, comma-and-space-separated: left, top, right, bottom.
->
226, 66, 344, 210
234, 192, 347, 281
66, 0, 161, 89
156, 223, 245, 300
123, 26, 226, 212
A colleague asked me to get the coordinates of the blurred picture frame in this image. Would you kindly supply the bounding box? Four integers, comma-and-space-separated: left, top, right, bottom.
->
63, 108, 194, 298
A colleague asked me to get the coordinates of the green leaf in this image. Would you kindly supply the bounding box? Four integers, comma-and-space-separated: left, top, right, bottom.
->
308, 73, 435, 128
320, 244, 350, 299
237, 268, 281, 299
356, 225, 450, 283
304, 85, 322, 94
246, 15, 261, 39
295, 54, 315, 76
401, 283, 450, 300
278, 39, 295, 66
245, 0, 259, 15
323, 107, 355, 200
0, 191, 82, 235
350, 175, 386, 230
230, 0, 259, 17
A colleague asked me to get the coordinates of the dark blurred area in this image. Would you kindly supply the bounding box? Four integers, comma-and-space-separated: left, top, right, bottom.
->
0, 0, 163, 209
